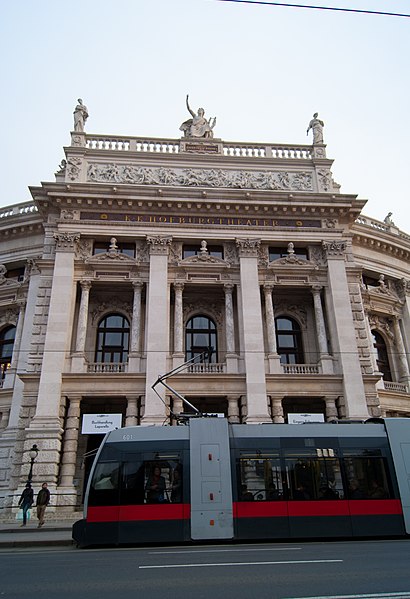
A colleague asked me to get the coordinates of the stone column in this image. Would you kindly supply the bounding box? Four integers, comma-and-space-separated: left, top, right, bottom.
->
311, 285, 333, 374
71, 280, 92, 372
25, 232, 80, 485
224, 283, 238, 373
59, 396, 81, 489
172, 282, 185, 368
227, 396, 240, 423
143, 236, 171, 424
9, 301, 25, 372
322, 240, 369, 419
125, 395, 139, 426
128, 281, 143, 372
263, 284, 281, 374
325, 396, 339, 421
236, 239, 270, 423
270, 396, 285, 423
393, 317, 410, 385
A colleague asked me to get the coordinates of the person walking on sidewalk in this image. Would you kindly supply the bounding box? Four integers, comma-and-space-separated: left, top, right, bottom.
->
36, 482, 50, 528
18, 483, 34, 527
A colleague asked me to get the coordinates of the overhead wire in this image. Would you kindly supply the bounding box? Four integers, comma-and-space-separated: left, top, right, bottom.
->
216, 0, 410, 19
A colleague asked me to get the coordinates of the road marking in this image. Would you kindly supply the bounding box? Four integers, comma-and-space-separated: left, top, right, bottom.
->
283, 594, 410, 599
149, 547, 302, 555
140, 559, 343, 569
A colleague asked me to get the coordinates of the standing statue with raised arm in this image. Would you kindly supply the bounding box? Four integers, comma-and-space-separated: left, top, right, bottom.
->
180, 95, 216, 138
73, 98, 89, 132
306, 112, 324, 144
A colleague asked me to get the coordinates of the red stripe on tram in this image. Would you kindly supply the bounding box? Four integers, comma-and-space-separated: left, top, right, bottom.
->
87, 504, 191, 523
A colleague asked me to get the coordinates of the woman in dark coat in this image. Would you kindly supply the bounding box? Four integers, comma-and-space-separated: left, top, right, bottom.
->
18, 483, 34, 526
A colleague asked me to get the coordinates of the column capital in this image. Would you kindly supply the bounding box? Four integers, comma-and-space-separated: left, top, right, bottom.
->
131, 280, 144, 290
53, 232, 81, 252
80, 279, 92, 290
322, 239, 346, 258
236, 238, 261, 257
263, 283, 275, 294
146, 235, 172, 255
311, 284, 323, 295
174, 281, 185, 292
223, 282, 234, 294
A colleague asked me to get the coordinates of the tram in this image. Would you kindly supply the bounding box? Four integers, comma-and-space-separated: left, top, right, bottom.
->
72, 417, 410, 547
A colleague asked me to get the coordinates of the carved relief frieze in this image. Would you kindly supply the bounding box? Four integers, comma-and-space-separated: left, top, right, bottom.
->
308, 245, 326, 265
317, 169, 340, 192
169, 242, 182, 266
87, 162, 315, 192
136, 240, 149, 263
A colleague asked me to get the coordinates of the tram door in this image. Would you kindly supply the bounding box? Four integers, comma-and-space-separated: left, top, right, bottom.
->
384, 418, 410, 534
189, 418, 234, 540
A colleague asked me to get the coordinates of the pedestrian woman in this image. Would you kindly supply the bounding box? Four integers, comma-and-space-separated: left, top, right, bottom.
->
18, 483, 34, 527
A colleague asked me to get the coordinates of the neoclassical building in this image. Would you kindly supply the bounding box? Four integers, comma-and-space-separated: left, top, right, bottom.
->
0, 109, 409, 515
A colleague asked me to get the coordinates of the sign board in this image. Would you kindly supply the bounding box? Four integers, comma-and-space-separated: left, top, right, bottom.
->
82, 413, 123, 434
287, 413, 325, 425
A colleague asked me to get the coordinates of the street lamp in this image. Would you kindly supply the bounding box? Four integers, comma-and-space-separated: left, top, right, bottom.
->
27, 444, 38, 484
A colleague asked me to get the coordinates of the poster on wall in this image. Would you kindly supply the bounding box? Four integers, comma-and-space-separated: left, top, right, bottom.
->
81, 413, 123, 434
287, 413, 325, 425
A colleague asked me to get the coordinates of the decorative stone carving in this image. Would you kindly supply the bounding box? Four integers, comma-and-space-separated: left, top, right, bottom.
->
67, 157, 82, 181
236, 238, 261, 257
274, 302, 307, 327
324, 218, 337, 229
317, 169, 334, 192
179, 95, 216, 139
322, 240, 346, 257
224, 243, 239, 266
86, 163, 314, 192
0, 307, 19, 327
169, 241, 182, 265
0, 264, 7, 285
60, 209, 79, 221
25, 258, 40, 278
91, 298, 132, 324
53, 232, 80, 251
309, 246, 326, 265
136, 240, 149, 263
146, 235, 172, 255
179, 241, 229, 267
75, 239, 93, 260
368, 314, 395, 342
183, 301, 223, 327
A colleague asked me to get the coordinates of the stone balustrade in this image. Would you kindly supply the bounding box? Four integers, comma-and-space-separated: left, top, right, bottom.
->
87, 362, 128, 373
0, 202, 37, 220
282, 364, 320, 375
187, 362, 226, 374
384, 381, 408, 393
84, 134, 313, 160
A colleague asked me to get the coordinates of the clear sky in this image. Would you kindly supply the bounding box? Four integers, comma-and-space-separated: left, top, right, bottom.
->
1, 0, 409, 233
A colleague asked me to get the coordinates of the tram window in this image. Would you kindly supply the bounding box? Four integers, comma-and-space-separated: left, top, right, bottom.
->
284, 450, 343, 500
121, 459, 145, 505
343, 456, 391, 500
88, 461, 121, 506
237, 454, 283, 501
144, 460, 183, 504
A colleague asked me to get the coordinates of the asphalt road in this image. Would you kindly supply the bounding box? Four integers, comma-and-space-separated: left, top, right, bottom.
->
1, 539, 410, 599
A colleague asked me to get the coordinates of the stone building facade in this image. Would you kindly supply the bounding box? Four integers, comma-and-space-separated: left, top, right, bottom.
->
0, 121, 409, 516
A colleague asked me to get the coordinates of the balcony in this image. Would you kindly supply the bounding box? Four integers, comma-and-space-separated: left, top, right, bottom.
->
384, 381, 408, 394
187, 362, 226, 374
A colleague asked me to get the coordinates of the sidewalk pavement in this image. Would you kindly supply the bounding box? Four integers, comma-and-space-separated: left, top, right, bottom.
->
0, 519, 79, 549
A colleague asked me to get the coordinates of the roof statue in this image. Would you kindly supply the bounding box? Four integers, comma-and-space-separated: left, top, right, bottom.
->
306, 112, 324, 144
180, 95, 216, 139
383, 212, 395, 226
73, 98, 89, 132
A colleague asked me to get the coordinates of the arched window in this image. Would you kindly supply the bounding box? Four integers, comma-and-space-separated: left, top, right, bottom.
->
185, 315, 217, 363
0, 325, 16, 379
371, 330, 392, 381
95, 314, 130, 364
275, 317, 304, 364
